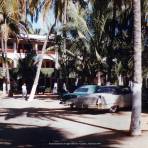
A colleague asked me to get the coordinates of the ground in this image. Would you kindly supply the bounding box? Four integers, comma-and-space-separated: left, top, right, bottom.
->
0, 93, 148, 148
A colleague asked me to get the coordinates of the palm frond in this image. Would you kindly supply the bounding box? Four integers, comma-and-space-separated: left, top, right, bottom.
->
67, 1, 90, 39
29, 0, 40, 15
42, 0, 52, 19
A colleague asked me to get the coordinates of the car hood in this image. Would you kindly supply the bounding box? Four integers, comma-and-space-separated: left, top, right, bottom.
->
61, 92, 87, 102
64, 92, 88, 103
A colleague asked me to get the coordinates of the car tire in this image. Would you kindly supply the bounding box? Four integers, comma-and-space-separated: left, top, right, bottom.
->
109, 105, 119, 113
70, 104, 74, 109
59, 101, 63, 104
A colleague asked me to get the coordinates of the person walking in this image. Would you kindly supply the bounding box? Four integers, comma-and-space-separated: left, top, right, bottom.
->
53, 82, 58, 94
22, 83, 27, 100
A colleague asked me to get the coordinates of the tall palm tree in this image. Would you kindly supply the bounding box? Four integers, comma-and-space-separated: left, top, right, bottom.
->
91, 0, 142, 135
28, 0, 60, 101
28, 0, 90, 100
130, 0, 142, 136
0, 0, 25, 95
2, 20, 11, 93
0, 0, 28, 95
91, 0, 133, 85
28, 26, 55, 101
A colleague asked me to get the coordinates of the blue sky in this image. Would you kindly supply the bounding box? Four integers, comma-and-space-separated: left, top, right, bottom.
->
28, 0, 92, 35
28, 5, 55, 35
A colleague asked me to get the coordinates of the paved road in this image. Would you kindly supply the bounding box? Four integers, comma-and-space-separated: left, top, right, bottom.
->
0, 94, 148, 148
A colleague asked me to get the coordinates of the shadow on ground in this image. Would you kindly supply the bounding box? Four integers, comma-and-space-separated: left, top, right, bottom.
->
70, 130, 129, 148
0, 107, 115, 121
0, 123, 66, 148
13, 94, 59, 100
2, 122, 144, 148
0, 122, 132, 148
0, 96, 147, 148
0, 107, 133, 148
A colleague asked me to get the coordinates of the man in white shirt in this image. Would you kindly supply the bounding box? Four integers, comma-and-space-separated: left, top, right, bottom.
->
53, 82, 57, 94
22, 83, 27, 99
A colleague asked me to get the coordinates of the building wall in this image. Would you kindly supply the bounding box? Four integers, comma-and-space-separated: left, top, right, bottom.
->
0, 35, 56, 69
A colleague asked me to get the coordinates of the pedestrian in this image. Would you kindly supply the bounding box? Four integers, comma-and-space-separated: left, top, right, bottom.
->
22, 83, 27, 100
53, 82, 57, 94
62, 82, 68, 93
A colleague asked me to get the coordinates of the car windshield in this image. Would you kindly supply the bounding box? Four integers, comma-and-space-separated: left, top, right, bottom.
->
96, 87, 119, 94
74, 87, 89, 93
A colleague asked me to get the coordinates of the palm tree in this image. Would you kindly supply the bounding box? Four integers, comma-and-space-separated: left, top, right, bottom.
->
28, 0, 91, 100
0, 0, 28, 95
129, 0, 142, 136
28, 26, 55, 101
91, 0, 142, 135
0, 0, 22, 95
90, 0, 133, 85
2, 20, 11, 94
28, 0, 60, 101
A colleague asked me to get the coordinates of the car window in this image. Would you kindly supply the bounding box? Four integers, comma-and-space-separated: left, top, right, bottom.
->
96, 87, 116, 93
121, 87, 131, 94
74, 88, 89, 93
95, 86, 100, 92
96, 86, 124, 94
96, 86, 132, 95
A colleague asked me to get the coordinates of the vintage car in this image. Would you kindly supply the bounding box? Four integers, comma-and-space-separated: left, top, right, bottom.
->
60, 85, 100, 104
65, 85, 132, 112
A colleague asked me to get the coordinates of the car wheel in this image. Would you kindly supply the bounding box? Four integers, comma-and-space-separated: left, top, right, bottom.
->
109, 105, 119, 113
83, 104, 88, 109
70, 104, 74, 109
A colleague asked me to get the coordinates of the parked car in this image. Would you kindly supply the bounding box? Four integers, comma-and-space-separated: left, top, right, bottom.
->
60, 85, 100, 104
37, 86, 46, 94
65, 85, 132, 112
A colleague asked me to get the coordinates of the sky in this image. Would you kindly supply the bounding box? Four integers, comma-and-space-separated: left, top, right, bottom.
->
28, 0, 92, 35
30, 9, 55, 35
27, 0, 55, 35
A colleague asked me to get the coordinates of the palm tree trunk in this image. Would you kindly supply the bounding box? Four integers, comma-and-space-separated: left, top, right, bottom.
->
28, 25, 55, 101
107, 0, 116, 84
1, 36, 6, 95
4, 39, 11, 94
63, 0, 67, 55
53, 0, 67, 93
130, 0, 142, 136
13, 42, 17, 68
3, 19, 11, 95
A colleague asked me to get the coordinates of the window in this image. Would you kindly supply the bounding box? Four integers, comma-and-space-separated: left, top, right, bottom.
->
74, 88, 89, 93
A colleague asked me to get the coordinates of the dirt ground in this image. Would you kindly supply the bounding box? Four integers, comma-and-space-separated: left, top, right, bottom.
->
0, 93, 148, 148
